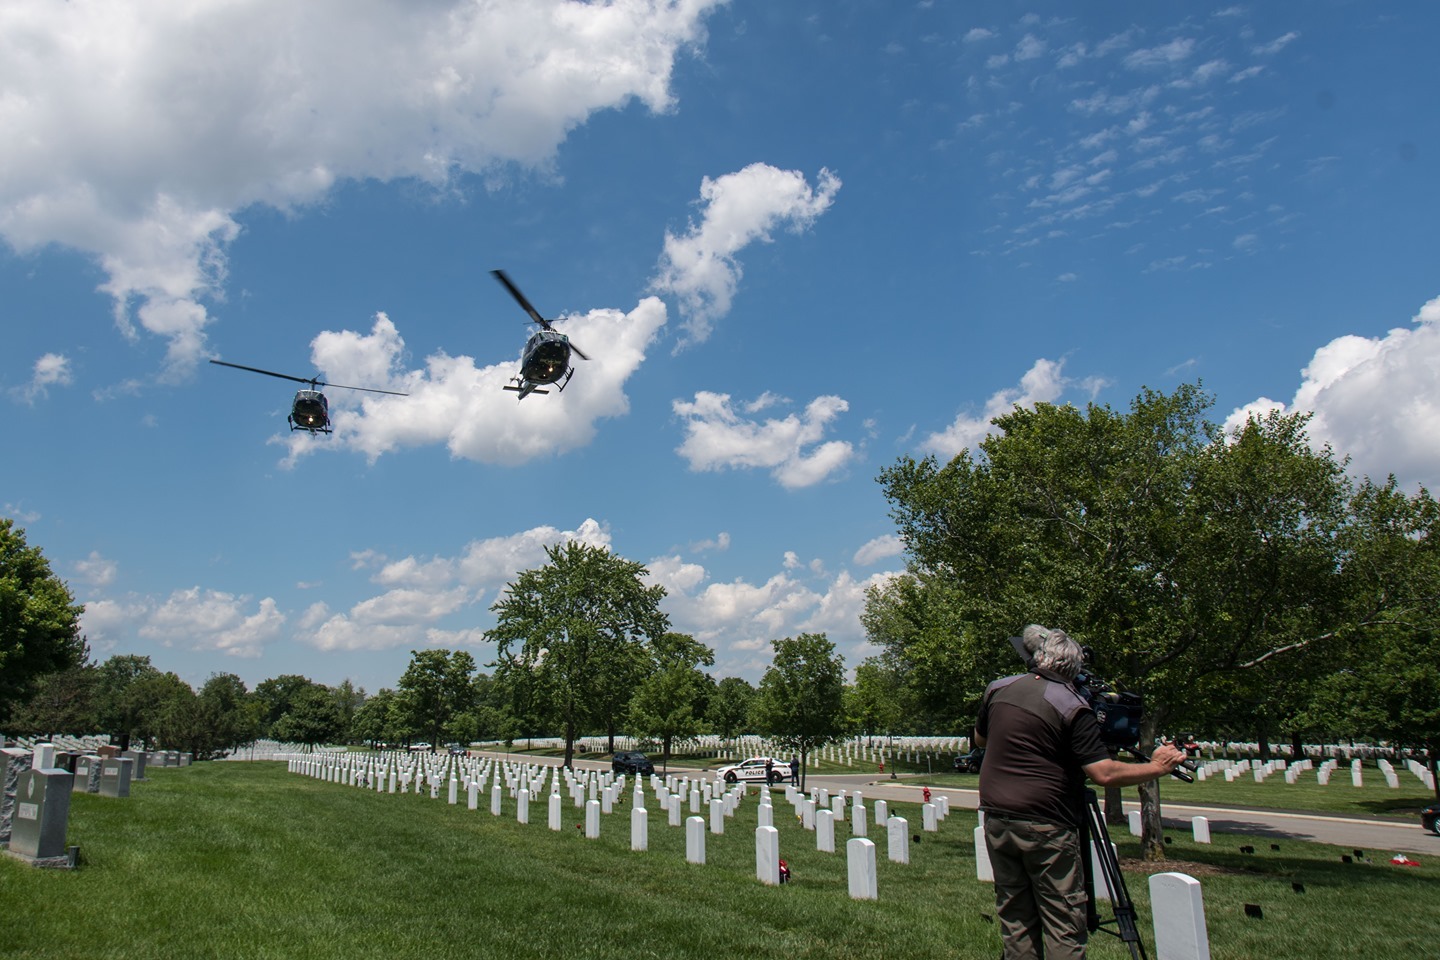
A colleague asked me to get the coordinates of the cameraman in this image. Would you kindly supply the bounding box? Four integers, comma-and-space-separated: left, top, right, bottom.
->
974, 625, 1185, 960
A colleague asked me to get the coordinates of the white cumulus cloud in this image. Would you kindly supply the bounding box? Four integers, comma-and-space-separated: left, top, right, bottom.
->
1225, 294, 1440, 490
0, 0, 722, 378
651, 163, 841, 345
922, 358, 1107, 459
853, 535, 904, 566
298, 518, 610, 652
10, 353, 73, 404
672, 391, 857, 488
137, 587, 285, 657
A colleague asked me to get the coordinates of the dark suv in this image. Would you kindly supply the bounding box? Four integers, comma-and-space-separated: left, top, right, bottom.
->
953, 748, 985, 774
612, 751, 655, 776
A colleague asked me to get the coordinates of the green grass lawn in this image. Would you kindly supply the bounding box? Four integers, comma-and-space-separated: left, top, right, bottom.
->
2, 761, 1436, 959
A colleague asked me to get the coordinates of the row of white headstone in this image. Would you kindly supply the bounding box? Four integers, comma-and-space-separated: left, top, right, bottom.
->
281, 750, 960, 903
286, 748, 1212, 958
1190, 754, 1434, 789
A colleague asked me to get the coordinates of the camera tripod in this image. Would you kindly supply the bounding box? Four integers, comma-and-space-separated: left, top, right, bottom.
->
1079, 787, 1148, 960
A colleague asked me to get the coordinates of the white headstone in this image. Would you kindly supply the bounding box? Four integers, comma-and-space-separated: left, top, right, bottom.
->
1149, 872, 1210, 960
974, 824, 993, 882
1128, 810, 1142, 836
686, 816, 706, 863
847, 837, 878, 900
816, 808, 836, 853
852, 801, 868, 837
1191, 815, 1210, 844
631, 804, 648, 851
886, 815, 909, 864
1089, 840, 1118, 902
756, 826, 781, 885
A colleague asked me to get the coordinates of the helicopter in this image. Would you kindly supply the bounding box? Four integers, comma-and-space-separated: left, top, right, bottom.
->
209, 359, 408, 434
492, 269, 590, 399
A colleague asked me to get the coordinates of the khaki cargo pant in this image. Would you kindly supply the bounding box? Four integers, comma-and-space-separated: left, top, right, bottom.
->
984, 814, 1089, 960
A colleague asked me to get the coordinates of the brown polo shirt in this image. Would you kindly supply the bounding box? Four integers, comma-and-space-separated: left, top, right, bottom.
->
975, 669, 1110, 827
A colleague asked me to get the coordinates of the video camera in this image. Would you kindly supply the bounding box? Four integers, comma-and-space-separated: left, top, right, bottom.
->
1009, 634, 1144, 749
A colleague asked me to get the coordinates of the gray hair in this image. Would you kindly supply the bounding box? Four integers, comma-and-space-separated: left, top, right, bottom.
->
1027, 624, 1084, 680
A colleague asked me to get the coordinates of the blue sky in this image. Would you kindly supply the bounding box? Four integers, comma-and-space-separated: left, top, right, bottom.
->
4, 1, 1438, 696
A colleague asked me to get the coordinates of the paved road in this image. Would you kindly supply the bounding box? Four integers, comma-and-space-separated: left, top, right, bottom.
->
471, 753, 1439, 857
808, 773, 1440, 858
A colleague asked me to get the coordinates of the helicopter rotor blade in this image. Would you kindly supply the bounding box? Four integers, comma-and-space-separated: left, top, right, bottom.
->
320, 382, 410, 397
491, 269, 550, 329
209, 359, 317, 387
569, 343, 590, 361
210, 360, 406, 396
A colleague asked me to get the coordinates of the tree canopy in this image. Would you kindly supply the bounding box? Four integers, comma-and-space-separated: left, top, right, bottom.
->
0, 519, 86, 722
488, 541, 669, 767
749, 632, 846, 790
868, 384, 1432, 857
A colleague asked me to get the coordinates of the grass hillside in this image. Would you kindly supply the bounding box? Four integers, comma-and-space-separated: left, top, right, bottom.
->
2, 761, 1436, 959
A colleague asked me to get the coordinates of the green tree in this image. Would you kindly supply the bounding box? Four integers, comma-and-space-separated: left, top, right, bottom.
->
487, 541, 669, 767
0, 519, 87, 722
875, 386, 1358, 858
844, 659, 906, 739
94, 654, 164, 750
127, 671, 200, 751
7, 658, 99, 736
271, 683, 344, 749
707, 676, 756, 741
1300, 478, 1440, 796
332, 679, 366, 744
196, 672, 262, 758
351, 688, 403, 748
749, 633, 846, 791
253, 674, 320, 738
628, 633, 714, 772
397, 649, 477, 749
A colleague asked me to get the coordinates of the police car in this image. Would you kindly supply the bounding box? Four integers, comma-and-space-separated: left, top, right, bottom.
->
714, 756, 788, 784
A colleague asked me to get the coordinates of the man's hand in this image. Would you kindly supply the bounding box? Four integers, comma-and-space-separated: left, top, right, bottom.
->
1083, 742, 1187, 788
1151, 742, 1186, 770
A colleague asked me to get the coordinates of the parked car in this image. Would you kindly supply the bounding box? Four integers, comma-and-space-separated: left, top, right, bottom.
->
409, 742, 432, 752
715, 756, 787, 784
1422, 802, 1440, 836
953, 748, 985, 774
445, 742, 467, 756
611, 751, 655, 776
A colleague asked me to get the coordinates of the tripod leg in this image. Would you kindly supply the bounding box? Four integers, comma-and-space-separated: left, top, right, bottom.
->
1084, 790, 1149, 960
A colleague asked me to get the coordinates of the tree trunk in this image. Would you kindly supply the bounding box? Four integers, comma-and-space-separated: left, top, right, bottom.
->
1290, 731, 1303, 762
1137, 778, 1166, 861
1137, 715, 1166, 860
1104, 784, 1125, 825
563, 718, 576, 769
1257, 724, 1271, 762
